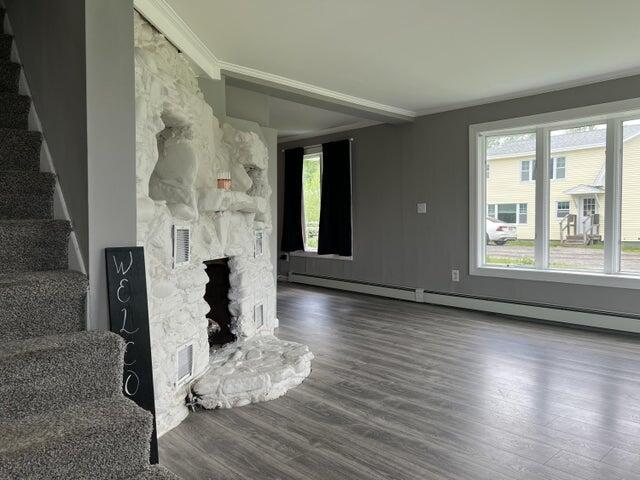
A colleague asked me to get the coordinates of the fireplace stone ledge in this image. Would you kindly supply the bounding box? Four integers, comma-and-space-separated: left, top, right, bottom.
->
193, 335, 314, 409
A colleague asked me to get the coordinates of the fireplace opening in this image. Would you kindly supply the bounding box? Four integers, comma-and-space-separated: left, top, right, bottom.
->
203, 258, 236, 346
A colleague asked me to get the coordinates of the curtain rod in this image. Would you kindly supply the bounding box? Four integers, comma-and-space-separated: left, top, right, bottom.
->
281, 138, 354, 153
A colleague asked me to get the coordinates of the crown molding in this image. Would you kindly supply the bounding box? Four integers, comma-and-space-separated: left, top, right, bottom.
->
134, 0, 221, 79
278, 120, 381, 144
220, 61, 416, 119
133, 0, 416, 120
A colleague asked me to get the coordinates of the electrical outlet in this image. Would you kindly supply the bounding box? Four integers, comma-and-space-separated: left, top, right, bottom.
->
417, 202, 427, 214
451, 269, 460, 282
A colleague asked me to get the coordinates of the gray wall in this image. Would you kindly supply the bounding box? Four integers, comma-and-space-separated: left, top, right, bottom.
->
7, 0, 136, 330
279, 74, 640, 318
226, 85, 270, 127
85, 0, 137, 330
199, 75, 226, 120
5, 0, 89, 263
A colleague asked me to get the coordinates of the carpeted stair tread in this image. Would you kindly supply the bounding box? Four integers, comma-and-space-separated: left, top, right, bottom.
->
0, 61, 20, 93
0, 170, 55, 219
0, 34, 11, 62
0, 219, 70, 273
130, 465, 182, 480
0, 92, 30, 129
0, 397, 153, 480
0, 270, 87, 341
0, 127, 42, 171
0, 331, 125, 419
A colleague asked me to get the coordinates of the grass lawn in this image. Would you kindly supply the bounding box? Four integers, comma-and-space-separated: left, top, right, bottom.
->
506, 239, 640, 253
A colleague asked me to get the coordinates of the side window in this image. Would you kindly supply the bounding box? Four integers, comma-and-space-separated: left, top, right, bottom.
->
556, 201, 570, 218
521, 160, 535, 181
518, 203, 528, 224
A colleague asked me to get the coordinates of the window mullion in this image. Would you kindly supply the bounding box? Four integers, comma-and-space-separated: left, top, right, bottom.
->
535, 127, 549, 269
478, 134, 487, 268
604, 119, 622, 274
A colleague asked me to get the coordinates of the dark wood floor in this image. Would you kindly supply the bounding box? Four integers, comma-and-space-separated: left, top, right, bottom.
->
160, 283, 640, 480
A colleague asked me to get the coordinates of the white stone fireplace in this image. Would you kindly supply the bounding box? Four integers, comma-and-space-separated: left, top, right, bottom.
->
134, 13, 312, 436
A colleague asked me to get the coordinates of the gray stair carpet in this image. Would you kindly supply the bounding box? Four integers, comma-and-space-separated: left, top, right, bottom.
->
0, 61, 19, 93
0, 170, 55, 219
0, 128, 42, 171
0, 10, 179, 479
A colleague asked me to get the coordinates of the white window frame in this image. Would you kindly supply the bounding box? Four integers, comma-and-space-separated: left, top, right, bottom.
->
520, 159, 535, 182
292, 145, 353, 261
551, 156, 566, 180
469, 97, 640, 289
556, 201, 570, 219
301, 150, 322, 253
517, 203, 528, 225
491, 203, 527, 225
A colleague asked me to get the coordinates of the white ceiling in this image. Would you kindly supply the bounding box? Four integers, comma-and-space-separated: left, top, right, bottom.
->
267, 96, 375, 141
165, 0, 640, 115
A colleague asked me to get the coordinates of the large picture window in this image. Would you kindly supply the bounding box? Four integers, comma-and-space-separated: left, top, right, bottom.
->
470, 98, 640, 288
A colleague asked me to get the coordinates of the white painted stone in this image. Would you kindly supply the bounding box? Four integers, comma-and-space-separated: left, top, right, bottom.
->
134, 13, 312, 436
194, 335, 314, 409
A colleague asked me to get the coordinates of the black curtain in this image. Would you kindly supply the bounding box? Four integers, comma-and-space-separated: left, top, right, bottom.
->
280, 147, 305, 252
318, 139, 352, 256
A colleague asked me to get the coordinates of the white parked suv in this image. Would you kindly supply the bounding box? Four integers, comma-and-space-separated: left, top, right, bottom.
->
486, 217, 517, 245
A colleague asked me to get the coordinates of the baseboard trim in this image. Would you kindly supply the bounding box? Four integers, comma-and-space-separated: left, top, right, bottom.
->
288, 273, 640, 334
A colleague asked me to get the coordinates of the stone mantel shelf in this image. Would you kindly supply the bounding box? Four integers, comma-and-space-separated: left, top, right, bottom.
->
198, 188, 267, 215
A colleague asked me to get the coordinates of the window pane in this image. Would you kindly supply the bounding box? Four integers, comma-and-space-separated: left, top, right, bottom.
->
555, 157, 566, 179
302, 154, 321, 251
518, 203, 528, 224
485, 133, 535, 267
520, 161, 530, 182
548, 124, 606, 271
556, 201, 570, 218
487, 204, 496, 218
621, 120, 640, 274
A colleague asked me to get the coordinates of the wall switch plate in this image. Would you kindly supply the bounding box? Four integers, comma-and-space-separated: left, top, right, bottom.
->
417, 202, 427, 214
451, 269, 460, 282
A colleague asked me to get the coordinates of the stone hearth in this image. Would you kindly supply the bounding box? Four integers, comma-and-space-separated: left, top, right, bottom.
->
134, 12, 312, 435
194, 336, 313, 409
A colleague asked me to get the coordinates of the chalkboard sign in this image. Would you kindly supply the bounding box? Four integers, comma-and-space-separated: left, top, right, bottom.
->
105, 246, 158, 464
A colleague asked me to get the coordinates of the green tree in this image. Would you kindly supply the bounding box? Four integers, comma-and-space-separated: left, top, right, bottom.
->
302, 157, 321, 250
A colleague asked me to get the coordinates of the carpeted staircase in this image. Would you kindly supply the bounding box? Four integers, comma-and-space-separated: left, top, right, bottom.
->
0, 9, 178, 479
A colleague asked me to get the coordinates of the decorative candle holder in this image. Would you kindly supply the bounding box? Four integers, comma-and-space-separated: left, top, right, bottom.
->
217, 171, 231, 190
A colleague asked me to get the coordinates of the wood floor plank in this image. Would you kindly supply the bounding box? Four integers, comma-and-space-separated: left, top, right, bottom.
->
160, 283, 640, 479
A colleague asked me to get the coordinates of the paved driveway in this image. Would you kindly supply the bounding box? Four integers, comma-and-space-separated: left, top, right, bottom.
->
487, 244, 640, 271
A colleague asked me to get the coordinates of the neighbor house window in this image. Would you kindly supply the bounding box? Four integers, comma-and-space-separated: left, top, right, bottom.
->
550, 157, 566, 180
491, 203, 528, 224
487, 204, 496, 218
302, 152, 322, 252
471, 98, 640, 288
518, 203, 528, 224
522, 158, 565, 181
520, 159, 535, 181
556, 201, 570, 218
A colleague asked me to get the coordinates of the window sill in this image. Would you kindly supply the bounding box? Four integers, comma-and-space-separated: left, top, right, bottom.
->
471, 264, 640, 289
290, 251, 353, 261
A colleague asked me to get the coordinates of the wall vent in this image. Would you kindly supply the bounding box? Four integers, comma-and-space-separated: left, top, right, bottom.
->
172, 226, 191, 268
176, 343, 193, 385
254, 230, 264, 257
254, 303, 264, 329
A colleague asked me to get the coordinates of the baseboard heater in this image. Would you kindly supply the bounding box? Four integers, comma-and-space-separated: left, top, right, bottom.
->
287, 272, 640, 335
